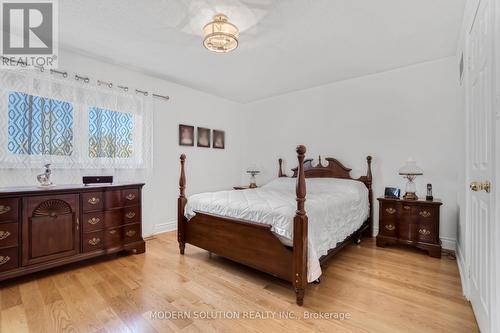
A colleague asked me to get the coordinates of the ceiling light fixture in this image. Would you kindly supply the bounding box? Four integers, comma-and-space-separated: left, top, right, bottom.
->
203, 13, 239, 53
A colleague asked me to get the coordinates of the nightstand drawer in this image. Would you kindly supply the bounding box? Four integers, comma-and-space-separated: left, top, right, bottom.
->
415, 207, 438, 222
416, 223, 436, 243
380, 219, 397, 237
381, 202, 398, 220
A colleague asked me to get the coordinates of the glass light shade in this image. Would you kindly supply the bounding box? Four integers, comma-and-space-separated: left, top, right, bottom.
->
203, 14, 239, 53
398, 158, 423, 175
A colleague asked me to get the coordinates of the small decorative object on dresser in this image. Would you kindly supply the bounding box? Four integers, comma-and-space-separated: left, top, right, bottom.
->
376, 197, 442, 258
36, 164, 53, 187
398, 158, 423, 200
384, 187, 400, 198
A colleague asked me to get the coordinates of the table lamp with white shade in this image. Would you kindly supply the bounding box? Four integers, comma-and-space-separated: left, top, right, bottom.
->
398, 158, 423, 200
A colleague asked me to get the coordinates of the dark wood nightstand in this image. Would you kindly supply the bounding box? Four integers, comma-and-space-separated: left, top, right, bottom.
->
376, 197, 442, 258
233, 186, 257, 190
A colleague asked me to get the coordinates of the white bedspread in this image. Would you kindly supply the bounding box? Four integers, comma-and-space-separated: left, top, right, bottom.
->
185, 177, 369, 282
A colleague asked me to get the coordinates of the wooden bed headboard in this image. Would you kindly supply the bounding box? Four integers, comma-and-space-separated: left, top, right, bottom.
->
279, 155, 372, 186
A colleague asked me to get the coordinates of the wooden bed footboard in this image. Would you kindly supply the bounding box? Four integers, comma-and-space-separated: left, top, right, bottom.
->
178, 146, 309, 305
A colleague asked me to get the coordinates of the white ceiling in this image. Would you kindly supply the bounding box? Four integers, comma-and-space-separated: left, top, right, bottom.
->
60, 0, 465, 103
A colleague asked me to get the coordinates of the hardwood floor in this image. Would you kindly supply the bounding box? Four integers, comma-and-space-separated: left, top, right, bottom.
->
0, 232, 478, 333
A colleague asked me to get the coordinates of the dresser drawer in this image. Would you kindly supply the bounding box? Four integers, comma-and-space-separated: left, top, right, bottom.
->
123, 206, 140, 224
0, 247, 19, 273
104, 190, 122, 209
122, 189, 139, 206
82, 231, 105, 252
82, 192, 104, 212
416, 223, 437, 243
104, 209, 123, 228
105, 227, 123, 248
123, 224, 141, 244
0, 222, 18, 248
0, 198, 18, 222
82, 212, 104, 232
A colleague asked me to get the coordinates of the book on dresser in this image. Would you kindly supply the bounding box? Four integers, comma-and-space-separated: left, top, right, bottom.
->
0, 183, 145, 282
376, 197, 442, 258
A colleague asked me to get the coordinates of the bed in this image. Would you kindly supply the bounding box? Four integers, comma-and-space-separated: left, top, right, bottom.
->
177, 145, 373, 305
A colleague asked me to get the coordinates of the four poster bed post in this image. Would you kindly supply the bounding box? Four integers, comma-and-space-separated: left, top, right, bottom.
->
178, 145, 373, 305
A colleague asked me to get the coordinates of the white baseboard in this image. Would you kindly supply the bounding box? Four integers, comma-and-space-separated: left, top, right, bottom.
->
456, 243, 470, 299
440, 237, 457, 251
151, 220, 176, 236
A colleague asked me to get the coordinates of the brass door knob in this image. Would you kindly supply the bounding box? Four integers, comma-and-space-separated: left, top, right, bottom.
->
470, 181, 491, 193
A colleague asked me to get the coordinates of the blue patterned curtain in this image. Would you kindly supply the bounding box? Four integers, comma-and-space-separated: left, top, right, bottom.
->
88, 107, 133, 158
7, 91, 73, 156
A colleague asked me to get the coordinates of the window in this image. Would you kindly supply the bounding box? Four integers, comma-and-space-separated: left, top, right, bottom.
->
7, 91, 74, 156
88, 107, 134, 158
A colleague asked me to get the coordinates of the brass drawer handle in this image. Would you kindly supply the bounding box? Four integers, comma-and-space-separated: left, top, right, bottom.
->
384, 224, 396, 231
0, 205, 11, 215
88, 237, 101, 246
419, 228, 431, 236
125, 212, 136, 219
385, 207, 396, 215
0, 255, 11, 265
109, 230, 117, 235
126, 230, 136, 237
0, 230, 11, 240
125, 194, 136, 201
88, 197, 100, 205
87, 217, 100, 225
403, 206, 411, 210
419, 211, 431, 218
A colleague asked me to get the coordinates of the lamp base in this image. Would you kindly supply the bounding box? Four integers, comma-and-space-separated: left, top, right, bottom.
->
403, 192, 418, 200
249, 182, 257, 188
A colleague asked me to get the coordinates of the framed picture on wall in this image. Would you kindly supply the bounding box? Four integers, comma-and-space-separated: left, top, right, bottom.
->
213, 130, 225, 149
179, 124, 194, 146
197, 127, 211, 148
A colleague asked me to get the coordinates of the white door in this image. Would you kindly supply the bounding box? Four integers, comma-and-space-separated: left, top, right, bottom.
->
466, 0, 496, 331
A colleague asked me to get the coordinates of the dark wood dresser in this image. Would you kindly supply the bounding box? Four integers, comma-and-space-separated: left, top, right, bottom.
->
376, 197, 442, 258
0, 183, 145, 282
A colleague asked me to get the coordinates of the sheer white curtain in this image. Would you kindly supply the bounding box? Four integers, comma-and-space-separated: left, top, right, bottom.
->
0, 68, 153, 170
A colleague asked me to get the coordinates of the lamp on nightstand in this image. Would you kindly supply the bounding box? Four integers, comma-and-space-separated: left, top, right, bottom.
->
398, 158, 423, 200
246, 166, 260, 188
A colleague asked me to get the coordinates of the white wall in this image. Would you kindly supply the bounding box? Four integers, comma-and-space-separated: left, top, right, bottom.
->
240, 57, 460, 249
0, 50, 462, 250
0, 49, 245, 236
